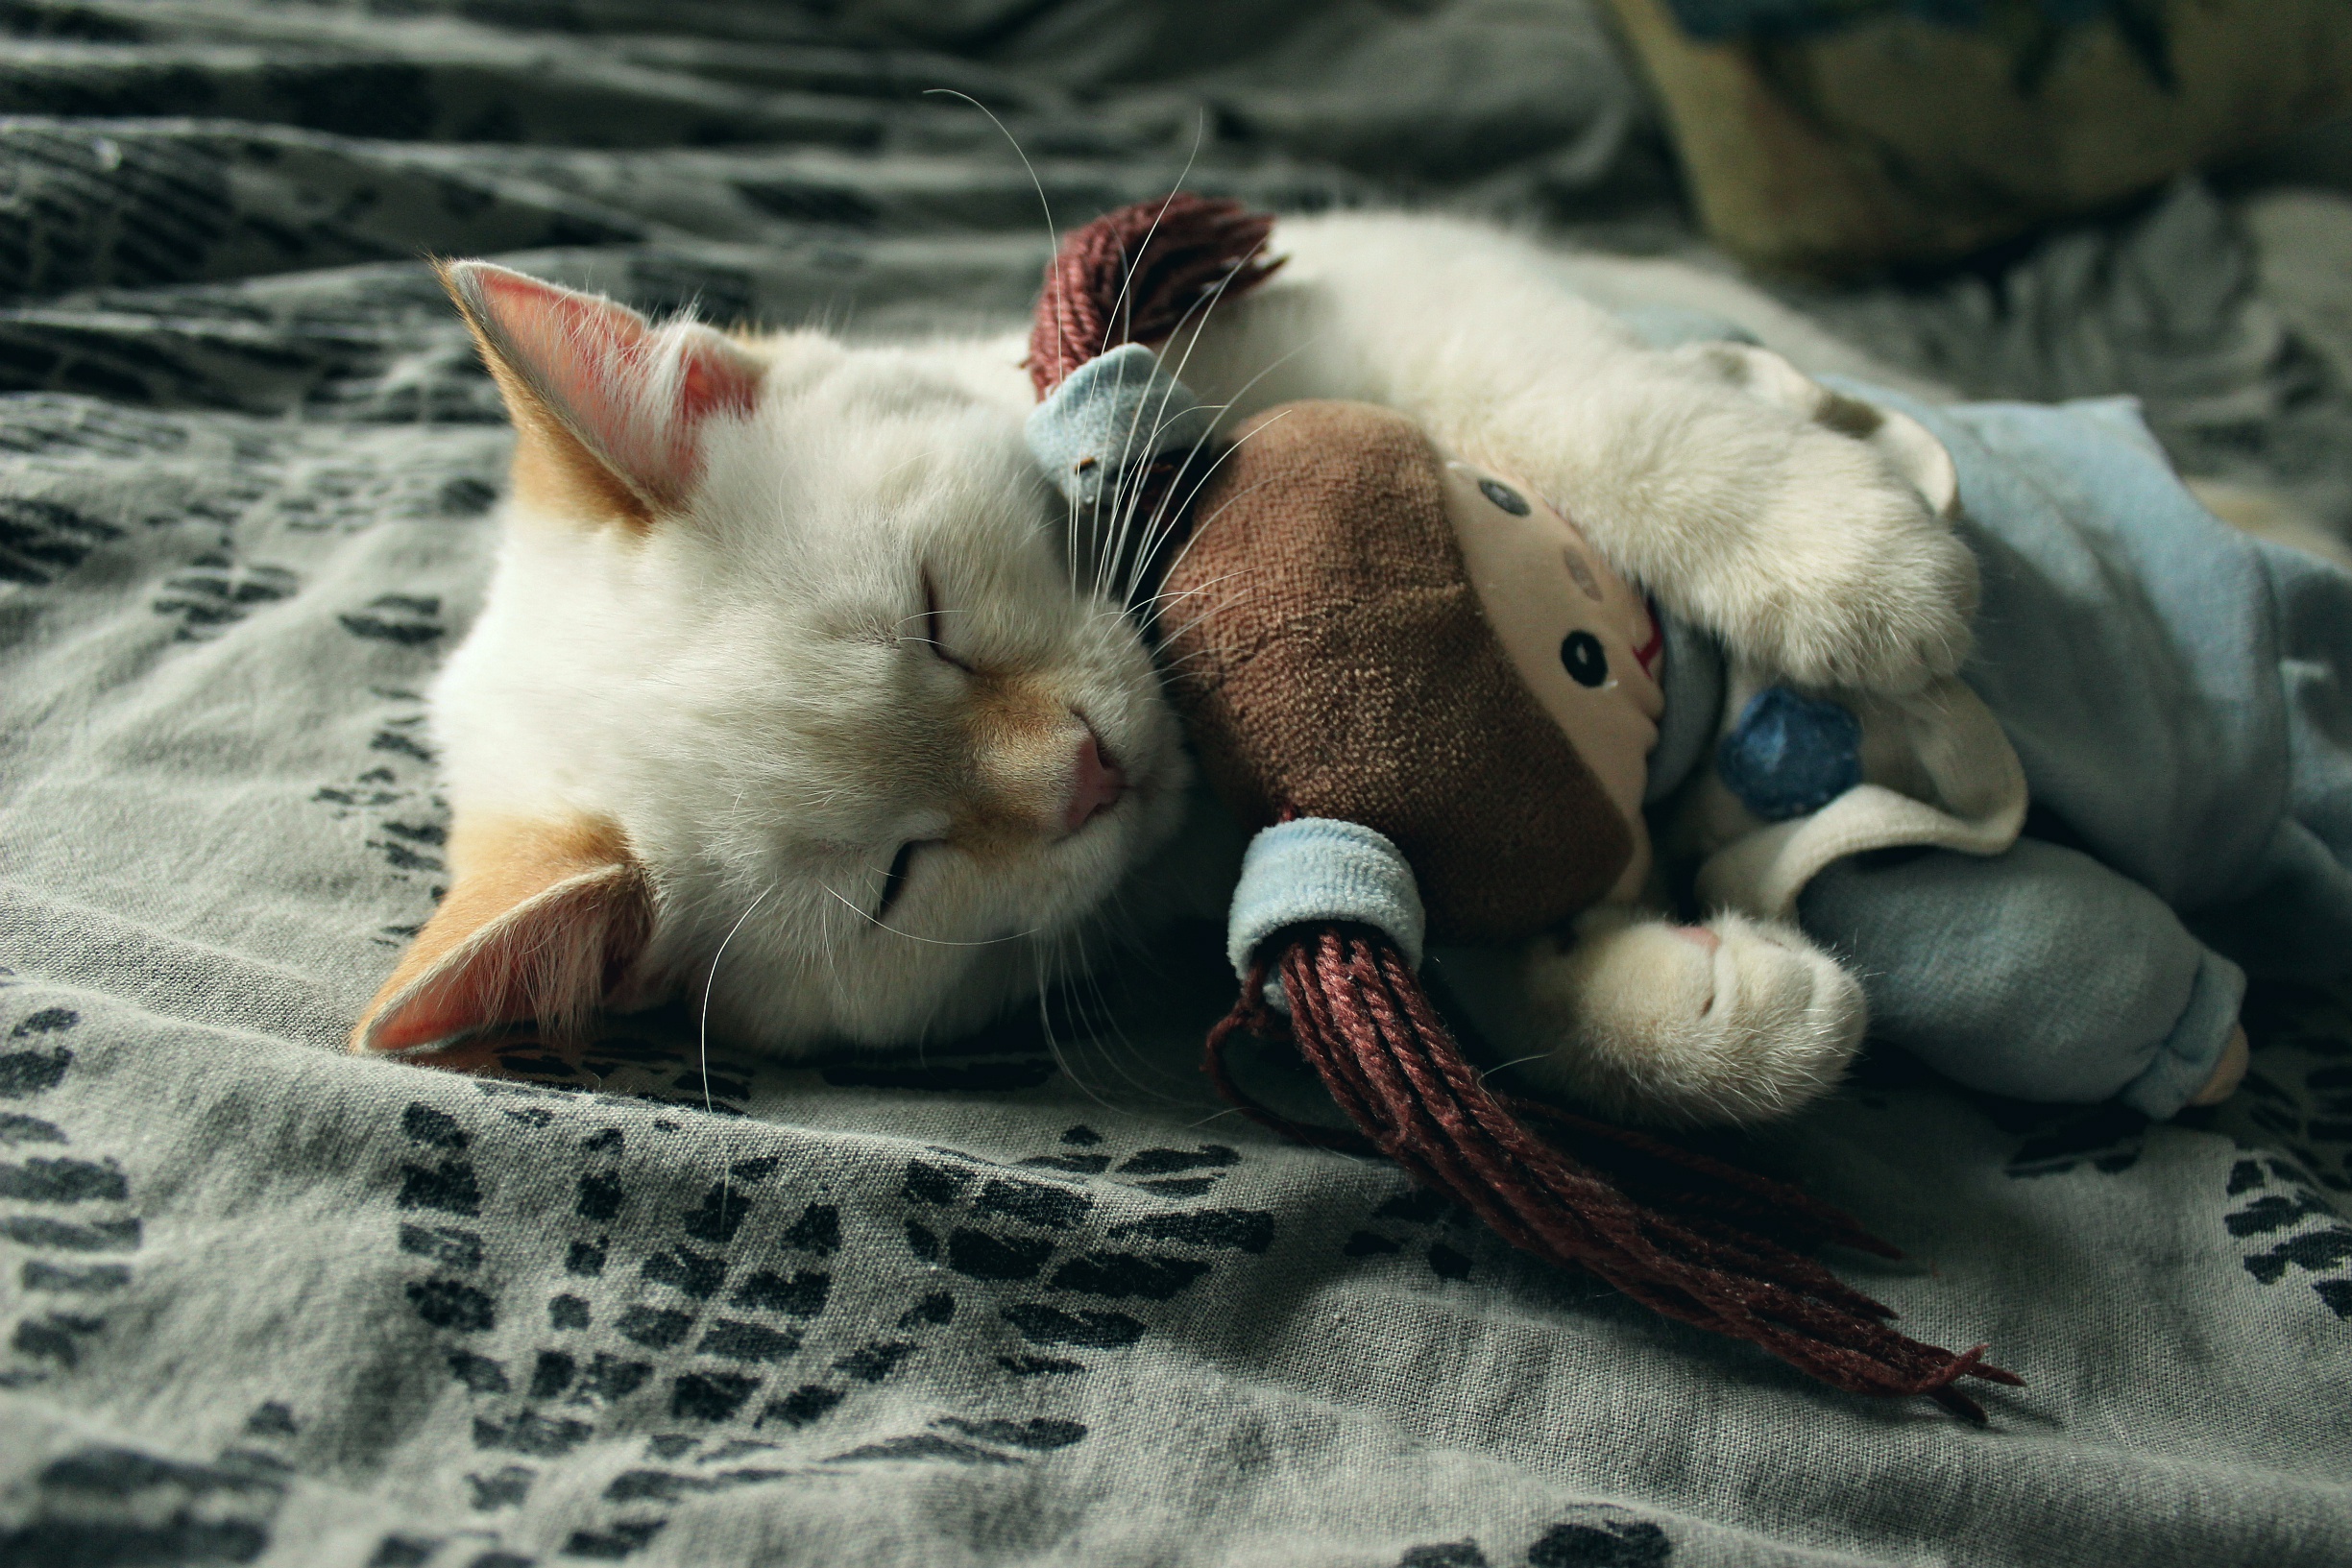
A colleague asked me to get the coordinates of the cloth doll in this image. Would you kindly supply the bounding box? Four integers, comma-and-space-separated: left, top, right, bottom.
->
1024, 198, 2026, 1417
1025, 195, 2352, 1414
1030, 207, 2297, 1138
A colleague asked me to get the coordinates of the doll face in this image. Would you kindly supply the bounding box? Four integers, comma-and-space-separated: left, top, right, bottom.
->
1442, 454, 1661, 899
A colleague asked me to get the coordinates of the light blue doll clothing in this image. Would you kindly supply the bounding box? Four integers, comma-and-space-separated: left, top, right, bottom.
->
1644, 376, 2352, 1117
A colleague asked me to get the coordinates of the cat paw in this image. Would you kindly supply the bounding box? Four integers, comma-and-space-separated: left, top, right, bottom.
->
1668, 341, 1976, 694
1512, 908, 1864, 1126
1727, 431, 1978, 694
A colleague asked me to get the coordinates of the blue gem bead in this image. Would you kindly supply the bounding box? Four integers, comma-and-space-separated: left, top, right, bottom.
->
1715, 687, 1863, 822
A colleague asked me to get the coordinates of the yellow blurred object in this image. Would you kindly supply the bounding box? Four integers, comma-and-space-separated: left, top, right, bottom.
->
1604, 0, 2352, 277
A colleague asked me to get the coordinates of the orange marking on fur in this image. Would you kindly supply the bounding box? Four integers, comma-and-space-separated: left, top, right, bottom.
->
350, 813, 652, 1054
948, 671, 1081, 859
437, 261, 657, 533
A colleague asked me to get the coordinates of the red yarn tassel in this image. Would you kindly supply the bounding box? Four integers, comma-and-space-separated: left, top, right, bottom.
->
1028, 195, 1284, 606
1208, 922, 2021, 1422
1028, 193, 1283, 399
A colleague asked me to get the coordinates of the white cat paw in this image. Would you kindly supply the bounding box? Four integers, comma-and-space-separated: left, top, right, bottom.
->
1665, 341, 1976, 694
1514, 908, 1865, 1126
1744, 436, 1976, 693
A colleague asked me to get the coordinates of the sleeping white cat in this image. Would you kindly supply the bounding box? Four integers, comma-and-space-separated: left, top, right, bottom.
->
349, 212, 1980, 1126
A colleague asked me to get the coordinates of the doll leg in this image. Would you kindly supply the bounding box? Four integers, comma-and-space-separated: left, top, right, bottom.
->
1796, 837, 2245, 1119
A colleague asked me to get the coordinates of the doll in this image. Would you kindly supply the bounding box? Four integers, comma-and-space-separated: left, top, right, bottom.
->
1028, 205, 2276, 1141
1023, 194, 2352, 1414
1025, 199, 2025, 1416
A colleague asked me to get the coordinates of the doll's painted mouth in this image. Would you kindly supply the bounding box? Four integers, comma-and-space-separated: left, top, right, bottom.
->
1634, 602, 1665, 680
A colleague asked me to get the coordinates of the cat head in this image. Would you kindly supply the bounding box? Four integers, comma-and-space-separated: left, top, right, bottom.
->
350, 263, 1188, 1057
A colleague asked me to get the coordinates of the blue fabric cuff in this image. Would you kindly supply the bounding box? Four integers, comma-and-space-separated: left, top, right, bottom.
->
1226, 818, 1426, 979
2119, 946, 2248, 1120
1025, 343, 1214, 507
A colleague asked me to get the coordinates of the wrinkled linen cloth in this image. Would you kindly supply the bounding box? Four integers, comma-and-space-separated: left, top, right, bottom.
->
2, 3, 2350, 1566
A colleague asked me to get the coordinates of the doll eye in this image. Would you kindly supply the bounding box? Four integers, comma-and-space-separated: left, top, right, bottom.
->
1478, 478, 1530, 516
1561, 631, 1609, 688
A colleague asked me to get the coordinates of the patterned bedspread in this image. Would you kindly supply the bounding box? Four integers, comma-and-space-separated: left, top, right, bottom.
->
2, 3, 2347, 1564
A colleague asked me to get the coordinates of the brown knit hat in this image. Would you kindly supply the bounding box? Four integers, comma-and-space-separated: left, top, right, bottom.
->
1161, 400, 1632, 943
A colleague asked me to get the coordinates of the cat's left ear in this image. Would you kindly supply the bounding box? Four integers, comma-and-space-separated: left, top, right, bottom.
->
439, 260, 763, 527
350, 816, 655, 1054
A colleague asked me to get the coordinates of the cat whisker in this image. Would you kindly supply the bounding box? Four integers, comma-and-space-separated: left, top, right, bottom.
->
817, 881, 1043, 947
1122, 565, 1251, 623
923, 87, 1068, 398
1092, 123, 1208, 368
698, 882, 776, 1119
1114, 354, 1321, 615
1033, 937, 1126, 1117
1476, 1051, 1554, 1088
1128, 409, 1302, 615
1139, 575, 1263, 655
1125, 439, 1292, 624
1085, 215, 1286, 603
1055, 922, 1179, 1107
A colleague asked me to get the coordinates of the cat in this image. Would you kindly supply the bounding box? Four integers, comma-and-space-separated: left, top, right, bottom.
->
348, 211, 1981, 1126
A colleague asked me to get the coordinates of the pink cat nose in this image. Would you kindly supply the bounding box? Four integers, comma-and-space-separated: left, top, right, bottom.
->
1672, 924, 1722, 954
1064, 729, 1128, 834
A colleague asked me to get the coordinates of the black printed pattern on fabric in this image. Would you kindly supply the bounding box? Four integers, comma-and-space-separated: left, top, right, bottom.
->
0, 998, 315, 1563
0, 1003, 137, 1386
367, 1041, 1287, 1557
1339, 1182, 1479, 1284
1984, 982, 2352, 1320
2000, 1103, 2148, 1181
2226, 984, 2352, 1197
2220, 1155, 2352, 1319
1393, 1509, 1674, 1567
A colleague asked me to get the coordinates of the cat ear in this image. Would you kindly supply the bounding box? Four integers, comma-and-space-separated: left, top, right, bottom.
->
351, 816, 655, 1054
438, 260, 763, 526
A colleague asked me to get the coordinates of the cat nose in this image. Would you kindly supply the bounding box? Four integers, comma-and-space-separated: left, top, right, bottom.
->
1672, 925, 1722, 955
1063, 727, 1127, 834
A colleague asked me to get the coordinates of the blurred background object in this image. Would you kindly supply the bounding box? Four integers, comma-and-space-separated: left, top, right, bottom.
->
1604, 0, 2352, 277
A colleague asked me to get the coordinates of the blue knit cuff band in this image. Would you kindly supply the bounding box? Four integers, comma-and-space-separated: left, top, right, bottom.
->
1226, 818, 1426, 980
1025, 343, 1214, 507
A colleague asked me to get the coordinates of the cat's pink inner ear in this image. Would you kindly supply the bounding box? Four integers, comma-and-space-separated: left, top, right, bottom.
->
440, 260, 762, 519
351, 816, 653, 1054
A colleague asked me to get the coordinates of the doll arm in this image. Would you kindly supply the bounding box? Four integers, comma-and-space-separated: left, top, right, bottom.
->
1175, 213, 1976, 694
1797, 838, 2247, 1118
1428, 907, 1869, 1127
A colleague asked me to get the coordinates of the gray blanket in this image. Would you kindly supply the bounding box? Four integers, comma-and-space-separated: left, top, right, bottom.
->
3, 3, 2349, 1564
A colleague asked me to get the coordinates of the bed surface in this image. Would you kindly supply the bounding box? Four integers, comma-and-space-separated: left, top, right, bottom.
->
2, 3, 2349, 1564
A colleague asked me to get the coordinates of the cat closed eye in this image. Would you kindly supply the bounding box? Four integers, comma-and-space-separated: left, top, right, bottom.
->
874, 839, 921, 923
915, 568, 969, 670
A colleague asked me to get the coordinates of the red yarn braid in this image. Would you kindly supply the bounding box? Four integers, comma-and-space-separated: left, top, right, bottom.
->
1028, 195, 1284, 608
1028, 192, 1282, 398
1207, 924, 2021, 1421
